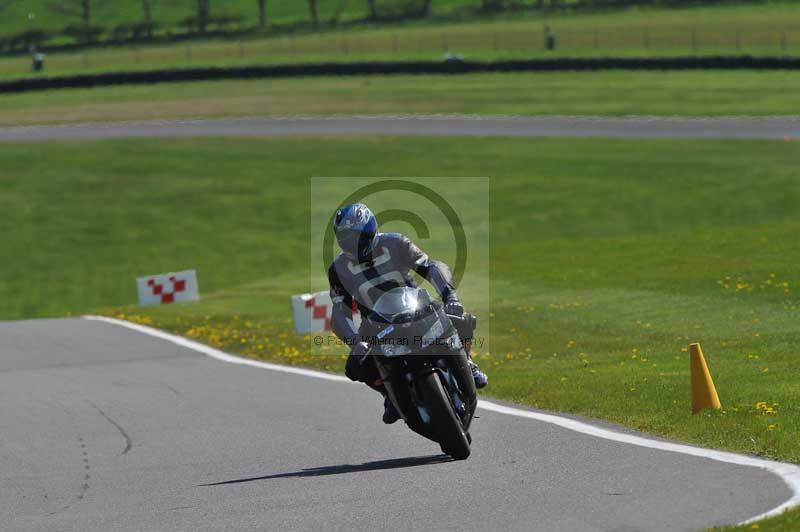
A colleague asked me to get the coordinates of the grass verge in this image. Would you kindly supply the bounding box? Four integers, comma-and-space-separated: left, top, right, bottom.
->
2, 4, 800, 81
2, 70, 800, 126
3, 136, 799, 527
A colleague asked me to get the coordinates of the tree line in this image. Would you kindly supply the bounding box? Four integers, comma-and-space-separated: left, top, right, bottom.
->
0, 0, 749, 53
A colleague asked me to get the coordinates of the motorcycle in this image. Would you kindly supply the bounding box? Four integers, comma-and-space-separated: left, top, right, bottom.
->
360, 286, 478, 460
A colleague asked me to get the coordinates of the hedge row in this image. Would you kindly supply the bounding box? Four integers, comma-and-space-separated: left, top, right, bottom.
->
2, 56, 799, 93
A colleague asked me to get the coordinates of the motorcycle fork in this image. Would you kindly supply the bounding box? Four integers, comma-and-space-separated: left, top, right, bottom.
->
436, 365, 468, 421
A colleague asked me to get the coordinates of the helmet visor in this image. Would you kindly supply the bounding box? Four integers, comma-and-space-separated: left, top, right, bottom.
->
336, 228, 374, 259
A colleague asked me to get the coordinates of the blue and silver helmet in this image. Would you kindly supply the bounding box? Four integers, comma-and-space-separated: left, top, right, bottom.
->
333, 203, 378, 259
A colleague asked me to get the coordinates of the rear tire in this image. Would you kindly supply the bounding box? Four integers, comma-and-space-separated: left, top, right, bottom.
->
418, 372, 471, 460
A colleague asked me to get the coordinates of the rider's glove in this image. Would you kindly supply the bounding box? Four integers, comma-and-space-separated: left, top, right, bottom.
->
351, 341, 371, 362
443, 295, 464, 317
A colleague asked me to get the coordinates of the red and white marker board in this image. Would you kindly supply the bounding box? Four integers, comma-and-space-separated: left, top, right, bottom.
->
291, 291, 360, 335
136, 270, 199, 306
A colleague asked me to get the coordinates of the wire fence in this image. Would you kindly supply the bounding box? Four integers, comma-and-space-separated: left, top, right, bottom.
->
1, 26, 798, 77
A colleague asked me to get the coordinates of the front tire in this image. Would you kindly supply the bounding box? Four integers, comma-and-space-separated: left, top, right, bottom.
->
418, 372, 471, 460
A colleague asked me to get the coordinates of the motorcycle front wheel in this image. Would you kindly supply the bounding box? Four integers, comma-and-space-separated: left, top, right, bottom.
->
417, 371, 471, 460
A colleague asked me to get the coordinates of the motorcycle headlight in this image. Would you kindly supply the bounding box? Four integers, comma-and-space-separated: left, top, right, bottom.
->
420, 319, 444, 349
445, 332, 462, 350
382, 342, 413, 357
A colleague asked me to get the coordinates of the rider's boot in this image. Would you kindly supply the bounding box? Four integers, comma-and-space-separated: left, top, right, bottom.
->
463, 339, 488, 389
469, 359, 488, 389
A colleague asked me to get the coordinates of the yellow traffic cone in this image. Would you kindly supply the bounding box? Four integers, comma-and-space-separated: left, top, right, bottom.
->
690, 343, 721, 414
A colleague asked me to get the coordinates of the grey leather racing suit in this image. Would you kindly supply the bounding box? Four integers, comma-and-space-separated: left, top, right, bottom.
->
328, 233, 458, 375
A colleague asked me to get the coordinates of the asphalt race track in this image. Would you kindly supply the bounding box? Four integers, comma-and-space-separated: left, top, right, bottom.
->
0, 318, 794, 532
1, 115, 800, 142
3, 115, 799, 530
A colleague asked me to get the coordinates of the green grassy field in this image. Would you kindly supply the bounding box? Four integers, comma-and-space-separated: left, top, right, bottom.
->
2, 4, 799, 81
2, 70, 800, 126
3, 136, 799, 528
3, 0, 797, 36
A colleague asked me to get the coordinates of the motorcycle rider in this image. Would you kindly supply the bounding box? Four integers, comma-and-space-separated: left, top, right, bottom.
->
328, 203, 488, 424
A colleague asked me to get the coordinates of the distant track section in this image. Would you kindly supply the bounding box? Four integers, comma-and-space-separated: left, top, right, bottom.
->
2, 55, 800, 94
1, 116, 799, 142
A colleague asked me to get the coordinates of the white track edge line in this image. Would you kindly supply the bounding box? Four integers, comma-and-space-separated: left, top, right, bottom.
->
83, 315, 349, 382
83, 314, 800, 525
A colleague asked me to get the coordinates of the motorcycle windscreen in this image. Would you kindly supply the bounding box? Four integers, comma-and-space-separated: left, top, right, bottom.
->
371, 286, 432, 323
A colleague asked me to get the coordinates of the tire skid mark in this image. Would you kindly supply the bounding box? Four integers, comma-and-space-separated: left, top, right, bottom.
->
87, 400, 132, 455
45, 399, 86, 511
76, 435, 90, 501
157, 379, 183, 398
